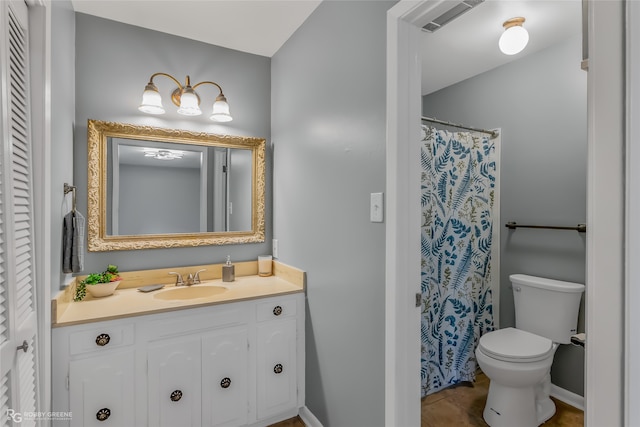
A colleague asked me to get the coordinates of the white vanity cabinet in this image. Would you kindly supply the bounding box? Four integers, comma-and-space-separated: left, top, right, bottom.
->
256, 299, 298, 419
147, 335, 203, 427
68, 350, 135, 426
52, 293, 305, 427
145, 308, 250, 427
201, 327, 250, 426
52, 322, 137, 427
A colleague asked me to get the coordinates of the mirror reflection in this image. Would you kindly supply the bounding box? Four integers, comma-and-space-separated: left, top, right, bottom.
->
87, 120, 265, 251
107, 138, 252, 235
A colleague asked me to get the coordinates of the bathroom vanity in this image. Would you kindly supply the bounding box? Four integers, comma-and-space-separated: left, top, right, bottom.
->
51, 262, 305, 427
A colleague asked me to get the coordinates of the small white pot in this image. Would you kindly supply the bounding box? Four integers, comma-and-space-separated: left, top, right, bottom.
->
86, 280, 121, 298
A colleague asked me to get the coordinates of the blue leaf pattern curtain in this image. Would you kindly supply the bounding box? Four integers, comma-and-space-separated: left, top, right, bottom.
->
420, 125, 496, 397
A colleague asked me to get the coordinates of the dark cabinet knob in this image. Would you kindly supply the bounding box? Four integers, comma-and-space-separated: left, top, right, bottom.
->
220, 377, 231, 389
170, 390, 183, 402
96, 408, 111, 421
95, 334, 110, 347
273, 306, 283, 316
274, 363, 283, 374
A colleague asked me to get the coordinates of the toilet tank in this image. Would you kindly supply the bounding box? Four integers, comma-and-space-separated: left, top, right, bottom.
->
511, 274, 585, 344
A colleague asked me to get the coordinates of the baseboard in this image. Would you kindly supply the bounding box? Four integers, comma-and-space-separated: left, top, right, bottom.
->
550, 383, 584, 411
299, 406, 324, 427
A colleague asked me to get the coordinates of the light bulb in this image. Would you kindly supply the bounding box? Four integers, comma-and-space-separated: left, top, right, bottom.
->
499, 18, 529, 56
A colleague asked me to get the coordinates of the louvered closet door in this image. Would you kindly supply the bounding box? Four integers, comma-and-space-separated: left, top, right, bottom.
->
0, 1, 40, 425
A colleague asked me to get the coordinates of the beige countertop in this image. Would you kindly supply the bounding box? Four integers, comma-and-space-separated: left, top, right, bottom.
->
52, 261, 305, 327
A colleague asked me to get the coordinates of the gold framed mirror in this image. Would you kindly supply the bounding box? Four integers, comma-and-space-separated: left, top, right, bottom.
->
87, 119, 265, 251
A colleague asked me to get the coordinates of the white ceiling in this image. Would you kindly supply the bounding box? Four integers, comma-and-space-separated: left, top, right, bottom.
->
420, 0, 582, 95
71, 0, 582, 95
71, 0, 323, 58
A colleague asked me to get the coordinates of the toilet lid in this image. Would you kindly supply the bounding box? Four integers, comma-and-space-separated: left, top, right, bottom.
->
479, 328, 553, 362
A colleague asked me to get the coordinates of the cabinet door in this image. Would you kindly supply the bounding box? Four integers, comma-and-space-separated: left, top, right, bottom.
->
69, 351, 135, 427
147, 337, 202, 427
256, 318, 297, 420
202, 327, 248, 427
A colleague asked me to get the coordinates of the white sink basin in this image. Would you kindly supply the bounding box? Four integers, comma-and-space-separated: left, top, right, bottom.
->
153, 286, 227, 301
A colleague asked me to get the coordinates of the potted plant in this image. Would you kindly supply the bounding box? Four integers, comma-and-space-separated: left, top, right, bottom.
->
74, 264, 123, 301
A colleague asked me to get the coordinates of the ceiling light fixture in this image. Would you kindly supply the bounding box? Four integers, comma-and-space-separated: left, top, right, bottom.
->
143, 148, 185, 160
498, 17, 529, 55
138, 73, 232, 122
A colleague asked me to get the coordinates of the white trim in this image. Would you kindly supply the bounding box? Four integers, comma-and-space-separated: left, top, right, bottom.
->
491, 130, 501, 329
385, 5, 421, 427
585, 1, 625, 425
28, 0, 51, 417
626, 0, 640, 425
387, 0, 626, 425
550, 384, 584, 412
299, 406, 323, 427
386, 2, 451, 425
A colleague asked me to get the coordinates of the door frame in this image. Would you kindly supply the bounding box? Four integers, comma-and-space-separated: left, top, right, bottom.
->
26, 0, 52, 415
385, 1, 628, 425
626, 0, 640, 425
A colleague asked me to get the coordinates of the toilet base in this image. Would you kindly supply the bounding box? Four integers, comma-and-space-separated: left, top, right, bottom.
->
483, 382, 538, 427
535, 374, 556, 424
482, 378, 558, 427
536, 396, 556, 424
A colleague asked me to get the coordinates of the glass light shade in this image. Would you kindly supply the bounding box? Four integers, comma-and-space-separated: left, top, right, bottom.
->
138, 86, 165, 115
210, 98, 233, 122
177, 88, 202, 116
499, 25, 529, 55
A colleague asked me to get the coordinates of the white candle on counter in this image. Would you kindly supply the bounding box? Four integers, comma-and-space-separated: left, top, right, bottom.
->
258, 255, 273, 277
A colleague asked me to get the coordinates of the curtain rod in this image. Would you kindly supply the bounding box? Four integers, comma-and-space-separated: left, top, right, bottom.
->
421, 116, 499, 139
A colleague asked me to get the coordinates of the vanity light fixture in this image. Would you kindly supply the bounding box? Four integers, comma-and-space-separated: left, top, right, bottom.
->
143, 148, 185, 161
138, 73, 233, 122
498, 17, 529, 55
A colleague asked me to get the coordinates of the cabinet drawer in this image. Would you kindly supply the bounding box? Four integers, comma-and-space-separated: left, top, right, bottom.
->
68, 323, 135, 356
145, 304, 249, 340
256, 297, 297, 322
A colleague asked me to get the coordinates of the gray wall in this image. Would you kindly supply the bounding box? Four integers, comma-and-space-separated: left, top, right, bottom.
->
118, 164, 200, 235
50, 0, 75, 289
423, 37, 587, 396
74, 13, 271, 277
272, 1, 393, 425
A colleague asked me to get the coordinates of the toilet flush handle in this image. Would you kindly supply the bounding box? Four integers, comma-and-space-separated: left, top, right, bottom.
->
514, 286, 521, 292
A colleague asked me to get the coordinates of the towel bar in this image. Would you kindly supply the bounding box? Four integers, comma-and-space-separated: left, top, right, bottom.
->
505, 221, 586, 233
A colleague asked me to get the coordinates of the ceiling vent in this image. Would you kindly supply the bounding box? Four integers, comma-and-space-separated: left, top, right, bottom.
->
422, 0, 485, 33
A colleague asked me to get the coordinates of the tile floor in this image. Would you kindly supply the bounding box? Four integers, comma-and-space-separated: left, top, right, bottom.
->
270, 372, 584, 427
421, 372, 583, 426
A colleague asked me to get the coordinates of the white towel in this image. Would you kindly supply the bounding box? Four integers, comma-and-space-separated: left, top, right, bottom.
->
62, 211, 85, 273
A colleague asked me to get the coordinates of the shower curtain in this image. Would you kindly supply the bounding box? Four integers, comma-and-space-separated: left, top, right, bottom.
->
420, 125, 496, 397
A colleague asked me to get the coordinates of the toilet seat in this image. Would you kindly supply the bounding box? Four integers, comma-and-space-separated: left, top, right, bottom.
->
479, 327, 553, 363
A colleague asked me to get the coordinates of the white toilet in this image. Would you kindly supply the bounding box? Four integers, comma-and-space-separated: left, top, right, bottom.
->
475, 274, 584, 427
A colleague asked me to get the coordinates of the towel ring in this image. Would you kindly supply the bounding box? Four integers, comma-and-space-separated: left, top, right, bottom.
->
64, 183, 77, 213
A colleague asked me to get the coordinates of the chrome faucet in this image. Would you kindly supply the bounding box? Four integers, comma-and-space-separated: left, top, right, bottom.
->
169, 269, 206, 286
185, 273, 196, 286
193, 269, 206, 284
169, 272, 185, 286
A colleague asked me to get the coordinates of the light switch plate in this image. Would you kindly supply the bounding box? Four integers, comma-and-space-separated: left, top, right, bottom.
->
370, 192, 384, 223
